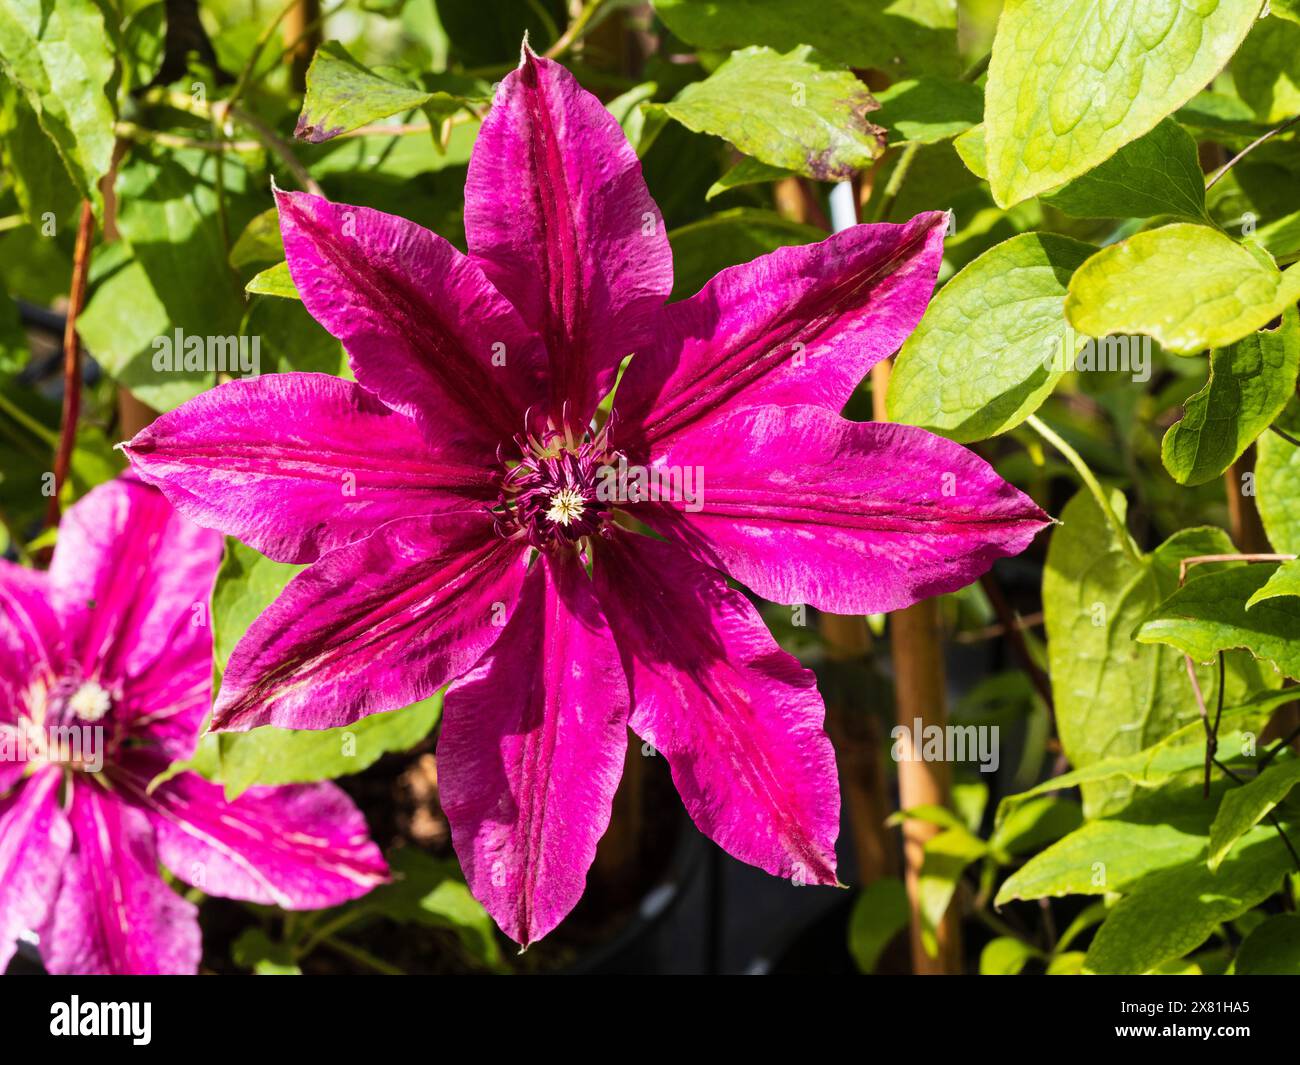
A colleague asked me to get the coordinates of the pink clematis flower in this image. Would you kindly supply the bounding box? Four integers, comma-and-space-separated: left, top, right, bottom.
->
124, 48, 1049, 946
0, 477, 388, 975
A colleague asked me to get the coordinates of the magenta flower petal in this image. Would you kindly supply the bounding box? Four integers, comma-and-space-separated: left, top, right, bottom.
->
439, 551, 629, 946
0, 767, 71, 972
276, 187, 546, 449
125, 373, 494, 565
595, 530, 839, 886
117, 759, 388, 909
43, 779, 200, 975
615, 213, 947, 447
214, 512, 527, 731
48, 477, 223, 691
641, 405, 1052, 614
0, 560, 63, 727
465, 47, 672, 422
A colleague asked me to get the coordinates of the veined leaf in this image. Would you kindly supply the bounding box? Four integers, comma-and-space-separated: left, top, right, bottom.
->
918, 827, 987, 955
873, 77, 983, 145
662, 46, 885, 182
1209, 758, 1300, 870
984, 0, 1261, 206
705, 156, 793, 201
1257, 423, 1300, 553
1247, 559, 1300, 608
0, 0, 117, 211
980, 937, 1038, 975
246, 261, 300, 300
296, 41, 440, 142
1161, 311, 1300, 486
996, 783, 1220, 906
1084, 830, 1292, 975
652, 0, 960, 77
1234, 16, 1300, 123
1136, 564, 1300, 681
1043, 489, 1258, 816
1065, 224, 1300, 356
888, 233, 1094, 442
1041, 119, 1208, 222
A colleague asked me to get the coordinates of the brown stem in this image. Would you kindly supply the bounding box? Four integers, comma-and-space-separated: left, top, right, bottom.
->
45, 200, 96, 529
1226, 451, 1271, 554
820, 613, 897, 881
283, 0, 322, 92
872, 356, 960, 973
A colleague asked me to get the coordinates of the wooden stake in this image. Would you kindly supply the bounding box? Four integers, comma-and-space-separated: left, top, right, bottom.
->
872, 355, 962, 974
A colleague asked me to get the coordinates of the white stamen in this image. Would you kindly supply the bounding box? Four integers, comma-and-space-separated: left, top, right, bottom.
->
545, 488, 587, 526
68, 681, 112, 722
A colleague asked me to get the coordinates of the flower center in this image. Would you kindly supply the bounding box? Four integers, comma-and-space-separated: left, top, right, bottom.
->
68, 681, 113, 722
495, 422, 621, 548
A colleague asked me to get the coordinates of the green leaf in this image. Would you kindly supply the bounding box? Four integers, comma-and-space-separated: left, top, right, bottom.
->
1256, 208, 1300, 264
229, 208, 285, 272
1234, 16, 1300, 123
988, 796, 1082, 860
1161, 311, 1300, 486
212, 538, 303, 680
1136, 564, 1300, 681
246, 262, 300, 300
918, 827, 987, 954
1208, 758, 1300, 870
1236, 914, 1300, 973
1084, 830, 1291, 974
1247, 559, 1300, 608
1275, 0, 1300, 21
995, 784, 1219, 905
1043, 489, 1254, 816
980, 937, 1036, 975
666, 208, 823, 300
662, 46, 885, 182
362, 848, 503, 969
206, 539, 439, 795
244, 297, 346, 376
0, 85, 81, 229
888, 233, 1094, 442
846, 877, 909, 974
78, 149, 256, 411
652, 0, 960, 78
1257, 426, 1300, 553
231, 929, 302, 975
992, 691, 1300, 827
952, 123, 986, 178
872, 77, 983, 145
984, 0, 1260, 207
212, 696, 441, 798
1041, 119, 1208, 222
0, 0, 117, 211
295, 41, 441, 143
1065, 224, 1300, 356
705, 156, 793, 201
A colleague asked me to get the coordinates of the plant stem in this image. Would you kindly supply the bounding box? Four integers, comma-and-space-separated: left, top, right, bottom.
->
1271, 424, 1300, 448
1026, 413, 1138, 561
868, 141, 919, 223
1205, 113, 1300, 191
544, 0, 609, 60
45, 200, 95, 529
318, 935, 406, 975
